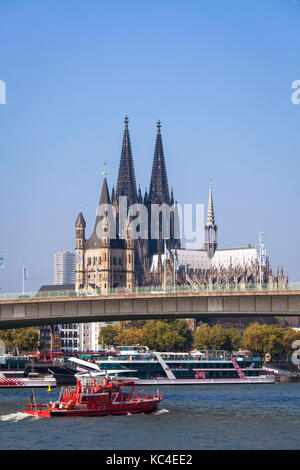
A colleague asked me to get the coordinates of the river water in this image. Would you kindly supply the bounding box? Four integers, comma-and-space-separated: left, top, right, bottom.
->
0, 383, 299, 450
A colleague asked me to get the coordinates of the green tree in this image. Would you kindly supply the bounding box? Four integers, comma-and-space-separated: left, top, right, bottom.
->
0, 330, 15, 351
117, 327, 143, 346
193, 323, 212, 350
242, 323, 266, 355
98, 324, 122, 347
13, 328, 39, 352
282, 328, 300, 356
0, 330, 14, 351
224, 328, 241, 352
141, 320, 192, 352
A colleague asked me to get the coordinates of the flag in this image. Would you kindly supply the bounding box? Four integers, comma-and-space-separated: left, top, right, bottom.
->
0, 256, 4, 270
23, 266, 28, 280
261, 243, 267, 266
78, 251, 82, 264
95, 261, 98, 275
164, 241, 170, 260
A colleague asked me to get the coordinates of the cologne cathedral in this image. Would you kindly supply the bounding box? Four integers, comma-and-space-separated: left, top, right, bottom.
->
75, 117, 287, 294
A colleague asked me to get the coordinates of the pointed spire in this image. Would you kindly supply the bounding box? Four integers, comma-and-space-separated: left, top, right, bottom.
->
204, 179, 218, 259
143, 187, 148, 205
137, 184, 143, 203
99, 176, 111, 206
206, 179, 215, 226
149, 120, 170, 204
75, 211, 86, 228
111, 185, 115, 204
116, 116, 137, 205
170, 187, 174, 205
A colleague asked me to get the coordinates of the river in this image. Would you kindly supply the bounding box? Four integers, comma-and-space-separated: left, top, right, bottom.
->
0, 382, 299, 450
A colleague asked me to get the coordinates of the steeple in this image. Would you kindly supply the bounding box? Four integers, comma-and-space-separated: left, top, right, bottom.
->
86, 175, 113, 249
116, 116, 137, 206
75, 211, 86, 228
149, 120, 170, 204
206, 179, 215, 226
98, 176, 111, 206
204, 179, 218, 259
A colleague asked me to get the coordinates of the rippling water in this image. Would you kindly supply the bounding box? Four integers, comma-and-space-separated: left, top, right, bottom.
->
0, 383, 300, 450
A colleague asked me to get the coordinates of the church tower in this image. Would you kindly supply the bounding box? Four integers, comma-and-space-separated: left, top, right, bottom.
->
75, 211, 86, 291
204, 180, 218, 259
148, 120, 180, 255
116, 115, 137, 207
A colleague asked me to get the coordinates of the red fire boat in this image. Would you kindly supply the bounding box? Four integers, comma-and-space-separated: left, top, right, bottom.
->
23, 378, 163, 418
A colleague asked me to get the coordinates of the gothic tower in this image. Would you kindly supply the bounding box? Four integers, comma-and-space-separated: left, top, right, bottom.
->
116, 115, 137, 207
148, 120, 180, 255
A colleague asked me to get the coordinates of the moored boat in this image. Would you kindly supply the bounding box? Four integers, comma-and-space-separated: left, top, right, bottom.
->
0, 372, 56, 389
71, 347, 275, 385
23, 377, 162, 418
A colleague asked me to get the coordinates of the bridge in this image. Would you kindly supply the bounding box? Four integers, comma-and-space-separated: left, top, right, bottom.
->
0, 285, 300, 329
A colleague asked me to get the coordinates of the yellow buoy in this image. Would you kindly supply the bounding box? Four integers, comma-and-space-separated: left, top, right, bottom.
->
48, 385, 51, 392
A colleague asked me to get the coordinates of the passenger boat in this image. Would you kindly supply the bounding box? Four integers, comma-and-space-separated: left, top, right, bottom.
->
0, 371, 56, 389
23, 378, 162, 418
70, 346, 275, 385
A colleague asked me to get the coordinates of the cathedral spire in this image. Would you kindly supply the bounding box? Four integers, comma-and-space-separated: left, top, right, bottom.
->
206, 179, 216, 226
204, 179, 218, 259
149, 120, 170, 204
116, 115, 137, 205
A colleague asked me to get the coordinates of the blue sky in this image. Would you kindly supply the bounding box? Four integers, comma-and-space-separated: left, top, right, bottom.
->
0, 0, 300, 292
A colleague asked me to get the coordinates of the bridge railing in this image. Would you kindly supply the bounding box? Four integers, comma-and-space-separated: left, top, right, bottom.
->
0, 282, 299, 302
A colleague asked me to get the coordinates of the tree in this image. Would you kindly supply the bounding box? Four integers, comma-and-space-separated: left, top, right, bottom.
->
242, 323, 266, 355
13, 328, 39, 352
0, 330, 15, 351
209, 325, 227, 350
142, 320, 192, 352
193, 323, 239, 351
224, 328, 241, 352
98, 324, 122, 347
117, 327, 143, 346
193, 323, 212, 350
281, 328, 300, 357
242, 324, 287, 357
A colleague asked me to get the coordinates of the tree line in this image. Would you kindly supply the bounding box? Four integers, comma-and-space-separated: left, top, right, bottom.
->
99, 320, 300, 359
1, 321, 300, 359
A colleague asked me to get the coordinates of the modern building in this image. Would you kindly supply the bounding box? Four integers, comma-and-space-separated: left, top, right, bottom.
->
54, 251, 76, 285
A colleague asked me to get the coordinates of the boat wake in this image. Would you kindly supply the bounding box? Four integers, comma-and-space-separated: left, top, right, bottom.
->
0, 412, 39, 422
154, 408, 169, 415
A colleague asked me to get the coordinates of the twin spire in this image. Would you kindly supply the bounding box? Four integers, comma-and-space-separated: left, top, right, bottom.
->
77, 117, 217, 256
115, 116, 171, 206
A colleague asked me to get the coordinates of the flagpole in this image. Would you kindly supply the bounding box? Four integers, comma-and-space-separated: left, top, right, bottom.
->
164, 240, 166, 292
173, 253, 175, 292
20, 261, 24, 295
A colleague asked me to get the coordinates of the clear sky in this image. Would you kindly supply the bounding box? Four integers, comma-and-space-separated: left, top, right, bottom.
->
0, 0, 300, 292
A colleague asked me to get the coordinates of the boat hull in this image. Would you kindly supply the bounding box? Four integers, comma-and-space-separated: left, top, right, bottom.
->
0, 377, 56, 389
118, 375, 275, 386
24, 399, 160, 418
